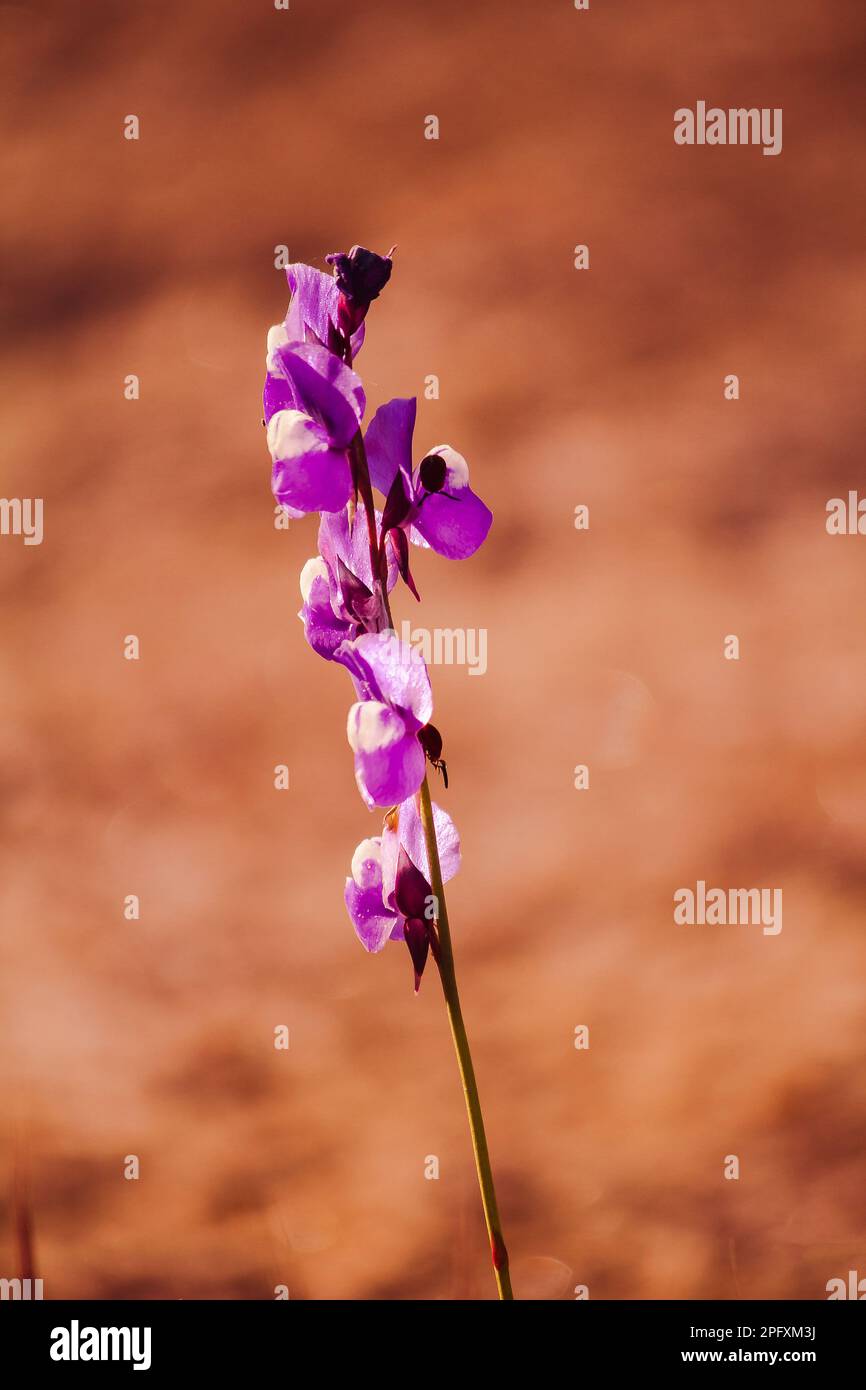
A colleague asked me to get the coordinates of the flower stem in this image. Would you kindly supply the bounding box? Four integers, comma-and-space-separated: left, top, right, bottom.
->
349, 435, 382, 570
348, 429, 394, 630
344, 341, 393, 631
418, 776, 514, 1300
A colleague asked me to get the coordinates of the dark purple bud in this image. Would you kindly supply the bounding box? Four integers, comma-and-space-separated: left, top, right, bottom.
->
387, 527, 421, 601
381, 469, 412, 534
418, 453, 448, 494
326, 317, 346, 358
403, 917, 430, 993
336, 297, 362, 340
336, 556, 380, 626
326, 246, 393, 306
394, 846, 432, 921
418, 723, 443, 763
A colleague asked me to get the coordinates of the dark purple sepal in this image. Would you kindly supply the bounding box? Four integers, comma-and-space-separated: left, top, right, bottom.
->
381, 469, 412, 534
327, 318, 347, 358
403, 917, 430, 993
336, 556, 373, 619
394, 846, 432, 921
336, 294, 366, 340
387, 527, 421, 601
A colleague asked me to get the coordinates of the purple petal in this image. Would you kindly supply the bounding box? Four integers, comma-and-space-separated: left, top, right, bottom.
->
269, 412, 353, 514
271, 343, 365, 447
285, 263, 366, 357
405, 796, 461, 884
299, 572, 353, 660
412, 445, 492, 558
344, 878, 398, 953
364, 397, 416, 496
381, 796, 460, 909
319, 508, 375, 594
263, 324, 296, 423
347, 700, 426, 808
285, 263, 337, 344
263, 371, 296, 424
407, 525, 432, 551
317, 508, 399, 599
347, 631, 433, 726
414, 487, 493, 559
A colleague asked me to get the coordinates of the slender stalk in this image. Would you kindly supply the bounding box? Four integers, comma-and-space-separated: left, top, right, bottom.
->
344, 340, 394, 631
344, 332, 508, 1293
349, 433, 381, 580
418, 776, 513, 1300
348, 429, 394, 630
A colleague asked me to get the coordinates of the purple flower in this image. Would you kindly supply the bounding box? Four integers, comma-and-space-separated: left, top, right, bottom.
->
283, 261, 367, 358
325, 245, 394, 338
265, 341, 365, 514
298, 507, 398, 660
341, 631, 433, 808
345, 795, 460, 990
365, 397, 493, 564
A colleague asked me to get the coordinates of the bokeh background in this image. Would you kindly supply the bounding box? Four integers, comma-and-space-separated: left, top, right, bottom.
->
1, 0, 865, 1299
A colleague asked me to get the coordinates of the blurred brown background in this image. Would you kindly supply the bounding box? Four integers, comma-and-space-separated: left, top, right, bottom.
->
1, 0, 865, 1299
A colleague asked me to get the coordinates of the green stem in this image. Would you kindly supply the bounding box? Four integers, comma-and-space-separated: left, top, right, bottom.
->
418, 776, 514, 1300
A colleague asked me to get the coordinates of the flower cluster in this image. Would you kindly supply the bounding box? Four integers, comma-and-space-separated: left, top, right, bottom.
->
264, 247, 493, 990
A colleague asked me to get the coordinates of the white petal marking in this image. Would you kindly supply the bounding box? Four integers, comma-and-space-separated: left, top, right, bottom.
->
299, 556, 328, 603
347, 701, 403, 754
267, 408, 316, 461
351, 838, 383, 888
266, 322, 290, 372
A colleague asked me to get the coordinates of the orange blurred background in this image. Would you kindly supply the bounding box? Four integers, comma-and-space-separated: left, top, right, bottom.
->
1, 0, 865, 1298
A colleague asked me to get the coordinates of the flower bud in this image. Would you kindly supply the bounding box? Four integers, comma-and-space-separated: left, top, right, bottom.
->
326, 245, 394, 336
